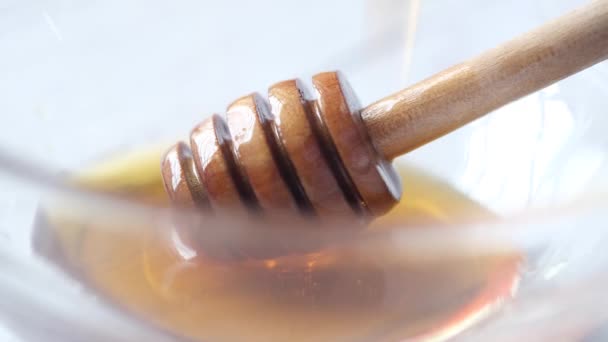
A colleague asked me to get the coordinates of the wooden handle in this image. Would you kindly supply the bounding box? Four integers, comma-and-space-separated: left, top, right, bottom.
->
362, 0, 608, 160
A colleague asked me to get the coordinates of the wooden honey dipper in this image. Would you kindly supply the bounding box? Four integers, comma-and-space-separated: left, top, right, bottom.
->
162, 0, 608, 222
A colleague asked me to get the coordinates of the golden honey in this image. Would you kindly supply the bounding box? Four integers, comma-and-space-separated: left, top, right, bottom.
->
36, 147, 520, 342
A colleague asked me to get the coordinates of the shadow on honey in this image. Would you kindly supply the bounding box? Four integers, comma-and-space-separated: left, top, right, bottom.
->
35, 147, 521, 342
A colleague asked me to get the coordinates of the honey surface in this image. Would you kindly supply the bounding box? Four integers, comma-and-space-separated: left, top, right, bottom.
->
39, 148, 520, 342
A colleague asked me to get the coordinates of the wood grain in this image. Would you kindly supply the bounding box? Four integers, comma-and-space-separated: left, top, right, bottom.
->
268, 79, 353, 217
362, 0, 608, 160
313, 72, 400, 217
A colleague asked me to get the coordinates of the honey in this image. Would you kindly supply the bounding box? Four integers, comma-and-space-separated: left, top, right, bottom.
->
35, 147, 520, 342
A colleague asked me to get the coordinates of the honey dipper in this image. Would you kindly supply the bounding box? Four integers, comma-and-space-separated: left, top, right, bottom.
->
162, 0, 608, 221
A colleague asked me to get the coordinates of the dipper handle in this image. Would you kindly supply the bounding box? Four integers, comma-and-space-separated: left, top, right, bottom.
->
362, 0, 608, 160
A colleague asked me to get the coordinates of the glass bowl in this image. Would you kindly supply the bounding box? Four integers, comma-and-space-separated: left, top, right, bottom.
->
0, 0, 607, 341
